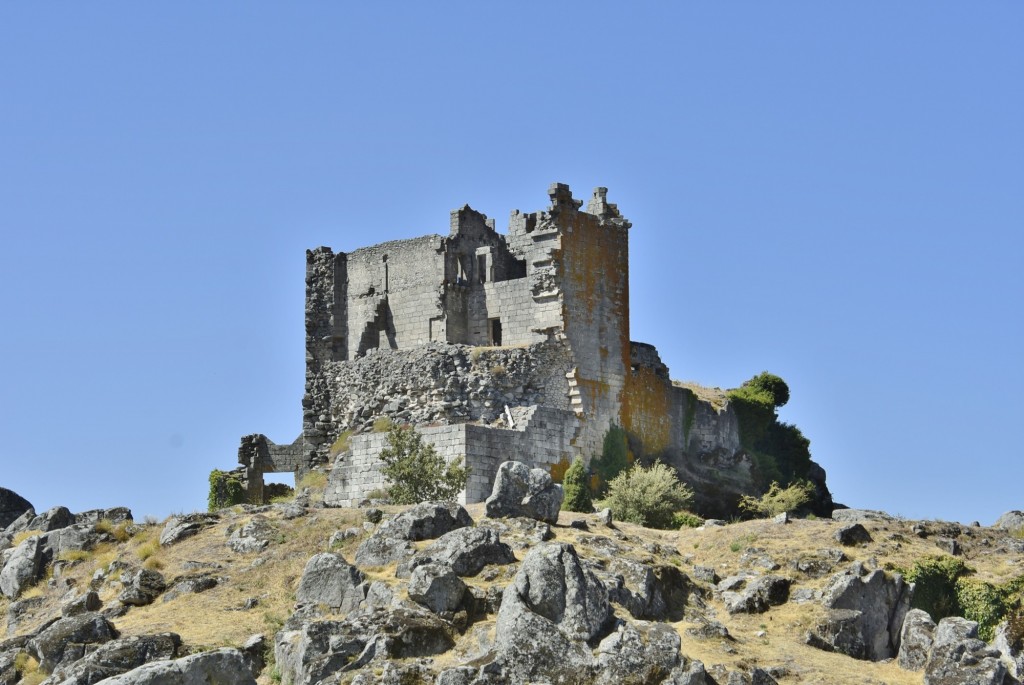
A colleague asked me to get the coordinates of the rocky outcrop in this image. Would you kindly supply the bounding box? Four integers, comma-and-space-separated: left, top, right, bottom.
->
0, 534, 43, 599
408, 563, 467, 614
118, 568, 166, 606
808, 564, 912, 660
994, 511, 1024, 531
159, 513, 220, 546
491, 542, 612, 682
42, 632, 181, 685
226, 515, 276, 554
416, 526, 516, 576
94, 647, 258, 685
0, 488, 32, 530
720, 575, 790, 615
355, 502, 472, 567
295, 552, 366, 613
484, 460, 563, 524
27, 612, 118, 672
897, 608, 936, 670
923, 617, 1007, 685
604, 559, 702, 621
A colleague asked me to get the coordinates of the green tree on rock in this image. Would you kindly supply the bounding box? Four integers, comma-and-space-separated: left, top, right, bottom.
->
378, 424, 468, 504
562, 457, 594, 513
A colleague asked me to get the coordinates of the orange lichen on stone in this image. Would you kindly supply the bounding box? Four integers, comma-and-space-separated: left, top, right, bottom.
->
621, 365, 674, 455
549, 456, 571, 483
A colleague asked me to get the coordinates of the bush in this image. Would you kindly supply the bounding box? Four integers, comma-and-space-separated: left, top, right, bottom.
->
591, 423, 630, 494
738, 480, 815, 518
672, 511, 704, 529
603, 462, 693, 529
208, 469, 246, 511
957, 577, 1006, 641
561, 457, 593, 513
905, 556, 972, 623
378, 425, 468, 504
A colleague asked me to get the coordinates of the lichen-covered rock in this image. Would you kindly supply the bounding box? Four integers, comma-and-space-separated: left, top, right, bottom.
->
408, 562, 467, 614
485, 461, 563, 524
118, 568, 167, 606
27, 612, 118, 672
377, 502, 473, 541
93, 647, 258, 685
809, 566, 912, 660
666, 660, 714, 684
295, 552, 366, 613
354, 502, 471, 568
721, 575, 790, 615
994, 510, 1024, 531
923, 617, 1007, 685
417, 527, 515, 577
834, 523, 872, 546
274, 605, 456, 685
0, 534, 43, 599
992, 619, 1024, 679
162, 574, 219, 603
43, 632, 181, 685
28, 506, 75, 533
62, 591, 102, 617
159, 513, 219, 546
594, 620, 682, 684
605, 559, 701, 621
0, 488, 32, 531
75, 507, 133, 525
226, 515, 275, 554
490, 542, 610, 682
897, 608, 936, 671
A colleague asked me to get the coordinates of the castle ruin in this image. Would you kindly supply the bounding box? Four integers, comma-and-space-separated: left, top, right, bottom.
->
234, 183, 830, 515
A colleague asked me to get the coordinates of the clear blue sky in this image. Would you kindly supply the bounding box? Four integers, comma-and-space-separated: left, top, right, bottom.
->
1, 4, 1020, 524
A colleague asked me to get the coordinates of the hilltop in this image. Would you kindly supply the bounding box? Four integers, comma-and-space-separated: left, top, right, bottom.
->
1, 477, 1023, 684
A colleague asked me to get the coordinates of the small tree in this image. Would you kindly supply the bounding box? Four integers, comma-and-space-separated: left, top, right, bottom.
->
738, 480, 814, 518
562, 457, 593, 513
604, 462, 693, 529
591, 423, 630, 494
378, 424, 468, 504
208, 469, 246, 511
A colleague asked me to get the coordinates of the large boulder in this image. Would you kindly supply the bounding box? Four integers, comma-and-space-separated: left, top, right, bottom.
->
354, 502, 472, 567
159, 513, 220, 546
27, 612, 118, 672
897, 608, 936, 671
721, 575, 790, 615
274, 605, 456, 685
43, 632, 181, 685
92, 647, 258, 685
226, 515, 276, 554
416, 527, 516, 577
295, 553, 366, 614
0, 488, 32, 530
118, 568, 167, 606
605, 559, 702, 621
993, 619, 1024, 680
485, 461, 563, 524
594, 620, 682, 684
995, 511, 1024, 531
924, 617, 1007, 685
75, 507, 133, 525
491, 542, 611, 682
28, 506, 75, 533
408, 563, 467, 614
0, 534, 43, 599
809, 565, 912, 660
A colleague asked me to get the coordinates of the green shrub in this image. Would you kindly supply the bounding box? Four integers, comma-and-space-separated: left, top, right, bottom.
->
738, 480, 815, 518
956, 577, 1006, 641
208, 470, 246, 511
378, 425, 468, 504
561, 457, 593, 513
591, 423, 630, 495
603, 462, 693, 529
672, 511, 704, 529
372, 417, 394, 433
905, 556, 972, 623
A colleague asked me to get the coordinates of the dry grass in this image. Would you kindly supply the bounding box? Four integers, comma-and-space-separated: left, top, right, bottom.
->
11, 529, 43, 546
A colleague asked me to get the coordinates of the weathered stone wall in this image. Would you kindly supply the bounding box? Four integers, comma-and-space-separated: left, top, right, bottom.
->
323, 405, 579, 506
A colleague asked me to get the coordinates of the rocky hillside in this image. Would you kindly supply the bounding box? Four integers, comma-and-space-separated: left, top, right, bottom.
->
1, 476, 1023, 685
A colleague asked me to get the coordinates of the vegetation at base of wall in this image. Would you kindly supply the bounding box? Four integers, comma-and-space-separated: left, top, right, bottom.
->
372, 417, 394, 433
328, 430, 353, 458
208, 470, 247, 512
590, 423, 631, 495
601, 462, 693, 530
378, 424, 468, 504
561, 457, 594, 513
738, 480, 815, 518
727, 372, 813, 490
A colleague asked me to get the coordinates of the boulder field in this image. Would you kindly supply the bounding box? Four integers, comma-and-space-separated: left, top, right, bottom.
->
1, 468, 1023, 684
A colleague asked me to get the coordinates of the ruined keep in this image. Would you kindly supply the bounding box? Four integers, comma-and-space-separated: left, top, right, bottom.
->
233, 183, 830, 516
